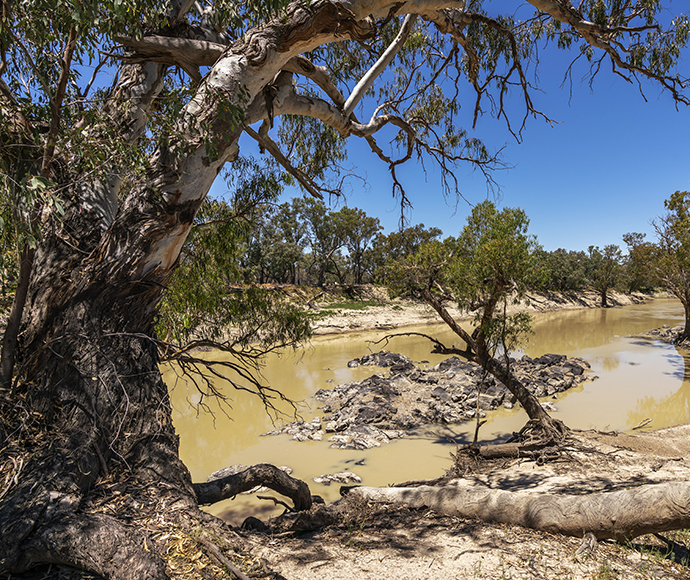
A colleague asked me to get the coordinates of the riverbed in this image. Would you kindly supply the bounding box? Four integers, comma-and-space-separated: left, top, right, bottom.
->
164, 298, 689, 524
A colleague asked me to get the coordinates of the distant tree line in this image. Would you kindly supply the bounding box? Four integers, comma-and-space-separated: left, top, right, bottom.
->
0, 184, 683, 315
218, 194, 665, 307
237, 196, 443, 287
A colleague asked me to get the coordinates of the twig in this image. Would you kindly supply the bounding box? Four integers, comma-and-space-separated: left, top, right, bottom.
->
0, 455, 24, 501
256, 494, 294, 512
197, 537, 252, 580
632, 418, 652, 430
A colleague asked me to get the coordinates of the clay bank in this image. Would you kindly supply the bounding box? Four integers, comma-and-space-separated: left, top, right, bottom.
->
309, 287, 650, 336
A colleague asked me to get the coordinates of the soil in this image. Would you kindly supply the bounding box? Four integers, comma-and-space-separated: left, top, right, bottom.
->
241, 289, 690, 580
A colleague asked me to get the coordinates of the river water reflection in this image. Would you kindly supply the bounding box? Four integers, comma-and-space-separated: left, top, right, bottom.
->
165, 298, 689, 523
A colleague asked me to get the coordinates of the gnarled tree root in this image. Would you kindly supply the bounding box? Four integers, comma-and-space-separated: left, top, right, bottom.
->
193, 463, 312, 510
458, 440, 562, 462
347, 481, 690, 541
11, 512, 166, 579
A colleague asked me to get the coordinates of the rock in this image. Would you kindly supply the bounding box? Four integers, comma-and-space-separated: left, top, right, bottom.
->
241, 516, 269, 532
358, 350, 414, 369
431, 386, 451, 402
533, 353, 567, 366
266, 351, 591, 449
313, 472, 362, 486
328, 424, 391, 449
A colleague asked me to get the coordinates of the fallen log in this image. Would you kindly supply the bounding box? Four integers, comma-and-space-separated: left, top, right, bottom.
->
348, 481, 690, 541
460, 440, 559, 460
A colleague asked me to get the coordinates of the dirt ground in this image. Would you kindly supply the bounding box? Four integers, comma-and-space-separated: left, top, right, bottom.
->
243, 425, 690, 580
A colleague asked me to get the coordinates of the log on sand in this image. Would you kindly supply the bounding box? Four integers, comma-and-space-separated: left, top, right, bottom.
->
350, 482, 690, 541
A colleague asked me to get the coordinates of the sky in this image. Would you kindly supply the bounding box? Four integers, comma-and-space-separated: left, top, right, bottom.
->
211, 12, 690, 254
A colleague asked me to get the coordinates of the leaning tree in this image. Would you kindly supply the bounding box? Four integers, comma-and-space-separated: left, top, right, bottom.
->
0, 0, 688, 577
386, 200, 567, 438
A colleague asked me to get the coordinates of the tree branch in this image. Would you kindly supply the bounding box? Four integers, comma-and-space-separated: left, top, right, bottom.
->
343, 13, 418, 117
244, 125, 326, 200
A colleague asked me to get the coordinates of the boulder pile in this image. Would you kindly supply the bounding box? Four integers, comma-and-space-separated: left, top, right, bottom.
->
264, 351, 593, 450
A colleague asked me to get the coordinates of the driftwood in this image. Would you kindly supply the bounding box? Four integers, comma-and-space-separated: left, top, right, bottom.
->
193, 463, 312, 511
348, 481, 690, 541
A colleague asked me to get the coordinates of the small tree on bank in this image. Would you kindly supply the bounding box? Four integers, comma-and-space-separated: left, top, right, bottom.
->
389, 201, 565, 437
587, 244, 622, 307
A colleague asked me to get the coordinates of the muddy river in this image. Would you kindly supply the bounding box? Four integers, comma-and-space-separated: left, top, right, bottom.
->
164, 298, 689, 523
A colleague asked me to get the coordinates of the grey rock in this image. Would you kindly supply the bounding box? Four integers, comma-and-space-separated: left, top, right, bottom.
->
313, 471, 362, 485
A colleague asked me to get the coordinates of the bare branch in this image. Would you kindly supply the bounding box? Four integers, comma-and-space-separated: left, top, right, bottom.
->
369, 331, 473, 358
343, 13, 418, 117
193, 463, 312, 509
244, 125, 327, 200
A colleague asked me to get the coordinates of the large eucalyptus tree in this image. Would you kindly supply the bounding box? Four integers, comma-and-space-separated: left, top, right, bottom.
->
0, 0, 688, 577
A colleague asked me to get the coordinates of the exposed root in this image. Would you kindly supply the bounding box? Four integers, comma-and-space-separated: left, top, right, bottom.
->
193, 463, 313, 510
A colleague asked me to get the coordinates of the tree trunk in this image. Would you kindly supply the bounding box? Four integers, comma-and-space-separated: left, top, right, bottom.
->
680, 297, 690, 342
0, 245, 34, 388
350, 481, 690, 542
419, 288, 565, 437
0, 300, 194, 576
483, 356, 566, 437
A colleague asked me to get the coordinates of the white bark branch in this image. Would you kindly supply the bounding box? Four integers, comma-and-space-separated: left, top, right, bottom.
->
343, 13, 418, 117
115, 34, 226, 82
341, 0, 465, 21
351, 481, 690, 541
282, 55, 346, 107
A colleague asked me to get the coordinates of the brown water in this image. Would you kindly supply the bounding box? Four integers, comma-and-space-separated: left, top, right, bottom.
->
164, 298, 689, 524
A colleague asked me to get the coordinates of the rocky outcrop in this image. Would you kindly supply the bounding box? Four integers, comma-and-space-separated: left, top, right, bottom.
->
265, 351, 592, 449
640, 324, 690, 349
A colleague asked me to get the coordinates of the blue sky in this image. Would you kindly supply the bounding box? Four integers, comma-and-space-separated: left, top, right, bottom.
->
214, 16, 690, 254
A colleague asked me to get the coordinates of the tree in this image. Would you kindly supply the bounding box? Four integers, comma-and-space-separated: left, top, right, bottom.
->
535, 248, 588, 292
369, 223, 443, 283
1, 1, 688, 576
654, 191, 690, 341
334, 206, 381, 284
587, 244, 622, 307
388, 201, 564, 436
298, 197, 347, 286
622, 232, 656, 293
268, 200, 309, 284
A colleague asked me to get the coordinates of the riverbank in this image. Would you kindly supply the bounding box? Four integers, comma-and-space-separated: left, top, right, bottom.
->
249, 424, 690, 580
310, 288, 651, 335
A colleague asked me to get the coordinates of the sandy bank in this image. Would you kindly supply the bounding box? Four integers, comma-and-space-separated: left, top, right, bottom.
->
311, 288, 651, 336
